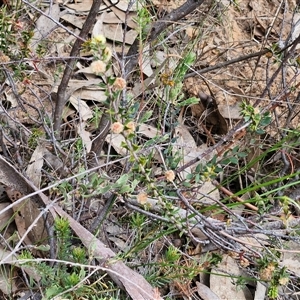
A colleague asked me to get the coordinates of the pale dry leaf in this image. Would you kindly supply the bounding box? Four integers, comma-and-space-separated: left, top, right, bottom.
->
106, 224, 124, 235
76, 122, 92, 153
6, 188, 49, 254
26, 144, 45, 188
291, 13, 300, 49
92, 15, 105, 38
196, 181, 220, 206
210, 255, 252, 300
67, 79, 103, 94
109, 236, 127, 250
75, 65, 98, 76
254, 281, 267, 300
238, 234, 269, 252
75, 61, 113, 80
173, 123, 197, 179
138, 124, 160, 139
31, 4, 61, 50
196, 282, 220, 300
140, 45, 153, 77
0, 264, 18, 295
62, 105, 76, 122
60, 14, 85, 29
218, 103, 242, 119
103, 24, 138, 44
173, 124, 197, 156
0, 202, 13, 227
151, 50, 167, 67
73, 88, 107, 102
69, 95, 93, 121
105, 133, 127, 156
102, 11, 122, 24
281, 241, 300, 276
64, 0, 93, 12
102, 0, 137, 29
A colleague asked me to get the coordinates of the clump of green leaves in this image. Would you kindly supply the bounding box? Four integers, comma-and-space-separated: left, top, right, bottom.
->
134, 0, 151, 41
185, 155, 222, 186
241, 101, 271, 133
28, 127, 44, 148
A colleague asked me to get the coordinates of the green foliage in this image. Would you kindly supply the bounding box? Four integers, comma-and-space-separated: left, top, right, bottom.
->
169, 52, 196, 104
164, 245, 181, 263
28, 127, 44, 148
134, 0, 151, 41
185, 155, 222, 186
241, 100, 271, 133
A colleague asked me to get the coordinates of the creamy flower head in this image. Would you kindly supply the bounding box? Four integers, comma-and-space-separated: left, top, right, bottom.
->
279, 277, 289, 285
113, 77, 126, 91
165, 170, 175, 182
93, 35, 106, 45
124, 121, 135, 135
111, 122, 124, 134
136, 192, 148, 205
90, 60, 106, 74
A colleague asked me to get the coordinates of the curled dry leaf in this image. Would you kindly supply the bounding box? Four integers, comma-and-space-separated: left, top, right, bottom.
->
5, 187, 49, 255
76, 122, 92, 153
173, 123, 197, 180
196, 282, 220, 300
26, 144, 45, 188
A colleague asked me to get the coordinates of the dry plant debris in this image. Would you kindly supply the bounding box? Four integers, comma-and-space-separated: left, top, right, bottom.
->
0, 0, 300, 299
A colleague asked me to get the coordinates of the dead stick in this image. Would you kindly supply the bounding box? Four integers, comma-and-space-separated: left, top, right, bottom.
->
213, 180, 258, 211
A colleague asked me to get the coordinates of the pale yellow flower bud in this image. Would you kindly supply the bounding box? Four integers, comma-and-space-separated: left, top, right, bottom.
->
136, 192, 148, 205
93, 35, 106, 45
279, 277, 289, 285
165, 170, 175, 182
124, 121, 135, 135
113, 77, 126, 91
